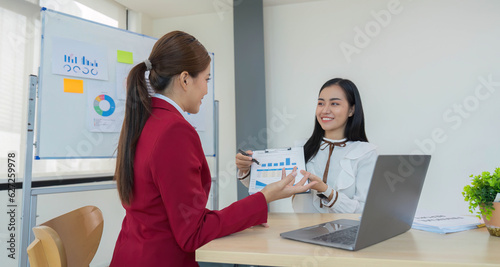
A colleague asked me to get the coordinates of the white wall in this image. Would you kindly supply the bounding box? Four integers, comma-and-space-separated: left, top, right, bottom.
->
153, 11, 238, 210
263, 0, 500, 214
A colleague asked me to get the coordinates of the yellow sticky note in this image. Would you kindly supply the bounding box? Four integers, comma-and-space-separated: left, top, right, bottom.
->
63, 78, 83, 94
117, 50, 133, 64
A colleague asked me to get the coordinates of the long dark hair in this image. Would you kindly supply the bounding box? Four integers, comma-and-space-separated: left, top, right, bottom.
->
303, 78, 368, 163
115, 31, 211, 205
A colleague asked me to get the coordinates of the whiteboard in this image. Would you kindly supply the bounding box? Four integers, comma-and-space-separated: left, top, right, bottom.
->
36, 8, 215, 159
186, 52, 215, 157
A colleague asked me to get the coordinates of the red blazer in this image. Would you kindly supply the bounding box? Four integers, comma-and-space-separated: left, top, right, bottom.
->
110, 98, 268, 267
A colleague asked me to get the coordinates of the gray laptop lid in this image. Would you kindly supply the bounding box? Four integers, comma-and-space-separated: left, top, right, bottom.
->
280, 155, 431, 251
354, 155, 430, 250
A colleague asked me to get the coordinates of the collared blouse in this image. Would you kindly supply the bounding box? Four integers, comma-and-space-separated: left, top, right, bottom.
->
292, 137, 377, 213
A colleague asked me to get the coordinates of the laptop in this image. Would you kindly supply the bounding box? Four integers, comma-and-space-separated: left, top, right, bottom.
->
280, 155, 431, 251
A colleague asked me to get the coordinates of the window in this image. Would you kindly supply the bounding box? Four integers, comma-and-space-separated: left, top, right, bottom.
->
40, 0, 121, 28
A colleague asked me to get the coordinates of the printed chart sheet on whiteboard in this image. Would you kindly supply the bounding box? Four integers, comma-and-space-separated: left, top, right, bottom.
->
249, 147, 307, 194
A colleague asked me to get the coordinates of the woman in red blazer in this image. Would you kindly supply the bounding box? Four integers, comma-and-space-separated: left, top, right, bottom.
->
110, 31, 315, 267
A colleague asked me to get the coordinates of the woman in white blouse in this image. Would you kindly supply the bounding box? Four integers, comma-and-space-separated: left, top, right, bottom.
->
236, 78, 377, 214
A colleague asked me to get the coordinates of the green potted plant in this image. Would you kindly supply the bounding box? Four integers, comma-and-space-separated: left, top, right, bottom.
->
463, 167, 500, 237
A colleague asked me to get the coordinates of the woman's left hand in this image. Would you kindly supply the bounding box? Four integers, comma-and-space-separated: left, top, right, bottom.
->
300, 170, 328, 192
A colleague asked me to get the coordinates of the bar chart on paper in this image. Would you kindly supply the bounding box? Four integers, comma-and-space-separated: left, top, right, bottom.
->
52, 37, 108, 80
249, 147, 307, 194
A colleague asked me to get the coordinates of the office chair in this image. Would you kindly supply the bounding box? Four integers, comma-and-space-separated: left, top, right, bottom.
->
27, 205, 104, 267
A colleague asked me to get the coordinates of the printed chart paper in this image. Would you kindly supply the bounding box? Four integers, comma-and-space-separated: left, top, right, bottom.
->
87, 82, 124, 132
116, 62, 135, 100
412, 212, 482, 234
249, 147, 307, 194
52, 37, 109, 80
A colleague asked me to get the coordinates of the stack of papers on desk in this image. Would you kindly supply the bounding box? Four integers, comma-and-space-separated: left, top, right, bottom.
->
412, 213, 483, 234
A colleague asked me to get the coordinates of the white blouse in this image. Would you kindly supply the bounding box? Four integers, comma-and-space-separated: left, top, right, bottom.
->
237, 138, 377, 214
292, 138, 378, 214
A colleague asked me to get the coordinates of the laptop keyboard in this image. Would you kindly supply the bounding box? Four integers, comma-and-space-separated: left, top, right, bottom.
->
312, 226, 359, 245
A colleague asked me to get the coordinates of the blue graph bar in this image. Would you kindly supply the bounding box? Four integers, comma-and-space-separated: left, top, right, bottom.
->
69, 55, 99, 67
257, 168, 294, 171
260, 159, 297, 168
65, 55, 78, 64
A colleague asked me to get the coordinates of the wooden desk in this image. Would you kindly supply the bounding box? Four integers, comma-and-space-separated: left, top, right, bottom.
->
196, 213, 500, 266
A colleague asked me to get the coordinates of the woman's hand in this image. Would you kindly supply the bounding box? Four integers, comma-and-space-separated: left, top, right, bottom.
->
300, 170, 328, 192
261, 167, 318, 203
235, 150, 254, 173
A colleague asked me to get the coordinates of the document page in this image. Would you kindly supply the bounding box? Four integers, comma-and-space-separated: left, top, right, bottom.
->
249, 147, 307, 194
412, 212, 482, 234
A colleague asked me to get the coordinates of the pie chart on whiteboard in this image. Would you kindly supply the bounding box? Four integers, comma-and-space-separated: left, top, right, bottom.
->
93, 94, 115, 117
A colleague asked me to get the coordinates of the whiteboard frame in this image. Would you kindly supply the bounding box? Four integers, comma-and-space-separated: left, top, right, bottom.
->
36, 8, 216, 159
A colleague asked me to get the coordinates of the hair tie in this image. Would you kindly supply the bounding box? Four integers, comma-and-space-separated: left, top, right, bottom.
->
144, 59, 152, 71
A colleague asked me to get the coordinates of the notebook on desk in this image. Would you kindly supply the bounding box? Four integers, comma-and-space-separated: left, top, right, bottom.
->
280, 155, 431, 251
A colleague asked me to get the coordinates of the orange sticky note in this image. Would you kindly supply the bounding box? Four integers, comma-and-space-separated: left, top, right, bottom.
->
63, 78, 83, 94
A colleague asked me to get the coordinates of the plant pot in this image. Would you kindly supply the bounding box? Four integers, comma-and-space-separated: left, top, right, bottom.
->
482, 202, 500, 237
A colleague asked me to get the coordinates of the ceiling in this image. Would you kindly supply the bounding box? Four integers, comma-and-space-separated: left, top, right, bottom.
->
114, 0, 324, 19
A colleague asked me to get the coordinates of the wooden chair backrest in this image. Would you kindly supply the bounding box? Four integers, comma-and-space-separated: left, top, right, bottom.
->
27, 226, 67, 267
27, 206, 104, 267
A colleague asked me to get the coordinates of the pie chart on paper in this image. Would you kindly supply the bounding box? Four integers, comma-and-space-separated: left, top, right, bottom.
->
93, 94, 115, 117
